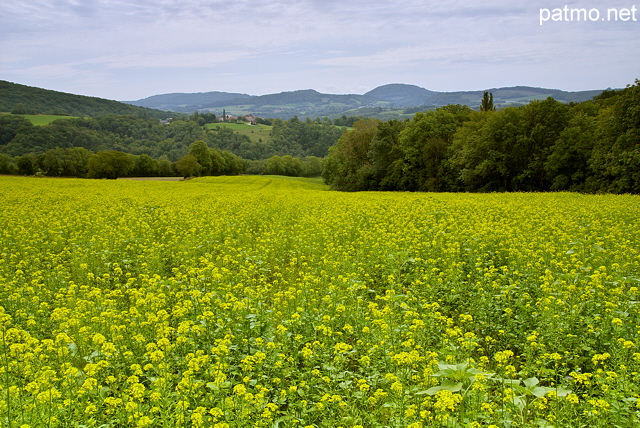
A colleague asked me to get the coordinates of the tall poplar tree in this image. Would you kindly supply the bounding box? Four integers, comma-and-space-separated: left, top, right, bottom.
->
480, 91, 495, 112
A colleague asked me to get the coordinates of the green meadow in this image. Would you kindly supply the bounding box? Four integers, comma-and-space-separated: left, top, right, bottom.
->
206, 122, 273, 144
0, 113, 78, 126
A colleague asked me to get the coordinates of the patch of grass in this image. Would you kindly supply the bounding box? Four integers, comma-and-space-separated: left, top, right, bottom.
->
206, 122, 273, 144
0, 113, 79, 126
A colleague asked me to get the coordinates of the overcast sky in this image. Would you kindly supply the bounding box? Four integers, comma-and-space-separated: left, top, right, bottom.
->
1, 0, 638, 100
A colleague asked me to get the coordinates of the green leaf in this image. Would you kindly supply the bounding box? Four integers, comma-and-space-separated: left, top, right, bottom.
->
273, 416, 292, 427
513, 396, 526, 411
523, 377, 539, 388
555, 386, 572, 397
497, 377, 522, 387
425, 382, 463, 395
67, 342, 77, 356
532, 386, 551, 398
534, 418, 555, 428
437, 362, 459, 371
338, 380, 352, 389
424, 386, 444, 395
322, 363, 337, 372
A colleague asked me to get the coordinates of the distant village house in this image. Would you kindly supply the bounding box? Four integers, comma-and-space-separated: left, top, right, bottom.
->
218, 113, 261, 125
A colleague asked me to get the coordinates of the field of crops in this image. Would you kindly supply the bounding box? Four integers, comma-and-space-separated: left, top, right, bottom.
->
1, 175, 639, 427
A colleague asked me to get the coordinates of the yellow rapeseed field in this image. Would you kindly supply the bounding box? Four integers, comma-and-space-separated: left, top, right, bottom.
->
0, 175, 638, 427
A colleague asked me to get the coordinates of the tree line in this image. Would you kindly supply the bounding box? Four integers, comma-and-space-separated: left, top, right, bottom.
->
174, 143, 324, 179
322, 81, 640, 194
244, 155, 324, 177
0, 138, 324, 179
0, 114, 200, 161
1, 113, 346, 161
0, 143, 243, 179
0, 142, 327, 179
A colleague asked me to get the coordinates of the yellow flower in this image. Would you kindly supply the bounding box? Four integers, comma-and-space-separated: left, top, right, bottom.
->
494, 350, 514, 364
433, 390, 462, 416
136, 416, 154, 427
405, 404, 418, 417
333, 342, 353, 354
566, 393, 579, 404
592, 353, 610, 365
301, 346, 313, 359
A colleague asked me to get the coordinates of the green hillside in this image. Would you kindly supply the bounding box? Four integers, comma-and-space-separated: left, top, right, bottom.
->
0, 80, 173, 118
206, 122, 273, 144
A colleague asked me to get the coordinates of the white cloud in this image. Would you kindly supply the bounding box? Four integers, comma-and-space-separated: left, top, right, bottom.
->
0, 0, 638, 99
88, 51, 255, 70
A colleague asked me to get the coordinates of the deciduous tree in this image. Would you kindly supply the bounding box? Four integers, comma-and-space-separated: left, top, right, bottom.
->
87, 151, 135, 179
175, 154, 201, 178
480, 91, 495, 112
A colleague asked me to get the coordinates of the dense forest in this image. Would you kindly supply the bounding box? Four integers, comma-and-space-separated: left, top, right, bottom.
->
0, 80, 171, 118
0, 141, 244, 180
0, 113, 343, 178
322, 80, 640, 194
0, 112, 348, 159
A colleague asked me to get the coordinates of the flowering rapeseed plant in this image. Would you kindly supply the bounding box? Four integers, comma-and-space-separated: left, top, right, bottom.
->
0, 175, 638, 427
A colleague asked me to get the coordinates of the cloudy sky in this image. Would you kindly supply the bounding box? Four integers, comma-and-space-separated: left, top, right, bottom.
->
1, 0, 638, 101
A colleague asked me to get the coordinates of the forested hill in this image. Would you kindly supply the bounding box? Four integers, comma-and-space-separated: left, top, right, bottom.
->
0, 79, 603, 120
128, 91, 252, 110
0, 80, 172, 118
425, 86, 604, 108
322, 82, 640, 194
125, 84, 604, 118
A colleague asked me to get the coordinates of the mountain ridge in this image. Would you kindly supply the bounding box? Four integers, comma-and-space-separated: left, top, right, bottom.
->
124, 83, 604, 119
0, 79, 604, 121
0, 80, 171, 118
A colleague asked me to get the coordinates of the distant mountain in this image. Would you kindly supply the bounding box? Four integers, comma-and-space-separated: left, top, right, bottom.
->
364, 83, 437, 106
0, 80, 172, 118
427, 86, 603, 107
0, 80, 604, 121
126, 88, 381, 116
125, 83, 603, 119
125, 91, 252, 110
